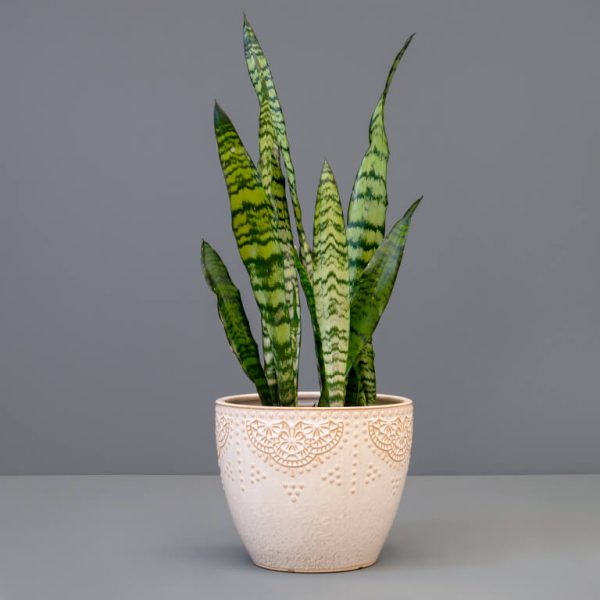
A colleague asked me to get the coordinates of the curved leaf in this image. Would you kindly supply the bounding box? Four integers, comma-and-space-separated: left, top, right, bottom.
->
214, 102, 295, 405
313, 161, 350, 406
347, 197, 422, 371
346, 34, 415, 281
201, 241, 271, 404
346, 34, 415, 403
243, 14, 312, 275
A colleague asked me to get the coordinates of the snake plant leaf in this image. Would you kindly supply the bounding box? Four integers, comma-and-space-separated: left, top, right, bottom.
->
284, 245, 301, 398
257, 93, 281, 399
293, 250, 327, 404
258, 95, 301, 398
259, 320, 278, 404
201, 241, 272, 404
214, 102, 295, 405
313, 161, 350, 406
346, 34, 414, 404
346, 343, 376, 406
347, 197, 422, 371
345, 366, 360, 406
243, 14, 312, 275
346, 33, 415, 283
356, 343, 377, 404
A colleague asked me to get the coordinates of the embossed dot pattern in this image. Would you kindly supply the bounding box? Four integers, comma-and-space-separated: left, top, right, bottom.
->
391, 476, 404, 496
249, 463, 266, 485
282, 482, 304, 502
364, 463, 382, 485
321, 464, 342, 486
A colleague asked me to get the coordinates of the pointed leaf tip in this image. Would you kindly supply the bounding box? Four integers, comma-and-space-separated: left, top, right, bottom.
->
346, 200, 422, 370
405, 195, 423, 219
213, 102, 231, 130
242, 12, 254, 37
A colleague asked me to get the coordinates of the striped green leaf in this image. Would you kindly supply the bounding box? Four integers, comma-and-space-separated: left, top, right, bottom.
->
346, 34, 414, 404
258, 94, 301, 399
259, 320, 277, 403
345, 344, 377, 405
214, 102, 295, 405
345, 366, 360, 406
347, 34, 415, 282
284, 245, 301, 398
347, 197, 422, 371
344, 342, 376, 406
201, 241, 272, 404
243, 14, 312, 275
312, 161, 350, 406
351, 343, 377, 406
293, 250, 327, 404
257, 93, 281, 400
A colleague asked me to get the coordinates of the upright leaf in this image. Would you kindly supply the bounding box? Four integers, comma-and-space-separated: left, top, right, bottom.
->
347, 197, 422, 370
345, 366, 360, 406
258, 95, 301, 399
344, 343, 376, 406
243, 14, 312, 275
346, 34, 415, 403
214, 102, 295, 405
257, 94, 281, 399
356, 343, 377, 406
201, 241, 272, 404
346, 33, 415, 282
293, 250, 326, 403
346, 343, 376, 404
313, 161, 350, 406
259, 320, 278, 403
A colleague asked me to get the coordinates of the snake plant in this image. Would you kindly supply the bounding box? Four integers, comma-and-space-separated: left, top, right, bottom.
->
202, 16, 422, 406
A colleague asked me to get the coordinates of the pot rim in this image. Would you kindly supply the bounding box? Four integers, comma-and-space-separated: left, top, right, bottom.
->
215, 391, 412, 410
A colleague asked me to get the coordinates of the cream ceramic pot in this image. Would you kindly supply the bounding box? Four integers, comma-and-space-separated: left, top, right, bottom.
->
215, 392, 413, 573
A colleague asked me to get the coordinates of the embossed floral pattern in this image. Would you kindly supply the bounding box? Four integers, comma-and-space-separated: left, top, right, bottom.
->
215, 416, 231, 459
368, 415, 413, 467
246, 419, 344, 468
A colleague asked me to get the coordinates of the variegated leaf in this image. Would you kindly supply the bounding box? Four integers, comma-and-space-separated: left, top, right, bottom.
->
345, 342, 376, 406
214, 102, 295, 405
355, 343, 377, 406
313, 161, 350, 406
347, 33, 415, 282
347, 197, 422, 371
346, 34, 415, 404
293, 250, 327, 404
201, 241, 272, 404
258, 95, 301, 399
260, 319, 277, 403
243, 14, 312, 275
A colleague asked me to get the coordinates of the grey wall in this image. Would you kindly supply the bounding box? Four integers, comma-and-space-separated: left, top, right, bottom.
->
1, 0, 599, 475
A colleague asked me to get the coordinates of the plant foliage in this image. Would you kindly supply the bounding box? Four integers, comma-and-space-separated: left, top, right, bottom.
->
202, 17, 421, 406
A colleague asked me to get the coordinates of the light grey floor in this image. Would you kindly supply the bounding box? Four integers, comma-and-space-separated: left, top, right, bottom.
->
0, 475, 599, 599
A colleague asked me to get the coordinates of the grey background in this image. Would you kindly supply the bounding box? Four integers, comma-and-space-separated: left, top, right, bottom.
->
1, 0, 599, 475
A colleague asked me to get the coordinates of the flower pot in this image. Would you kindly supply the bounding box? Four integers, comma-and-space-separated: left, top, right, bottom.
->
215, 391, 413, 573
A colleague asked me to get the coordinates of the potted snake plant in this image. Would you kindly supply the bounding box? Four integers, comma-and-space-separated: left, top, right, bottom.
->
202, 16, 421, 573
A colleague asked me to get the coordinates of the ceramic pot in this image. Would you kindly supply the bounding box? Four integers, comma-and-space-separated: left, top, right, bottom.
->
215, 392, 413, 573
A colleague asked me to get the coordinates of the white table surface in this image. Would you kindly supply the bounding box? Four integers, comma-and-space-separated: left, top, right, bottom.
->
0, 475, 599, 599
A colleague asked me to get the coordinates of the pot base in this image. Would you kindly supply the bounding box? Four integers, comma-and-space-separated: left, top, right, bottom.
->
254, 559, 377, 574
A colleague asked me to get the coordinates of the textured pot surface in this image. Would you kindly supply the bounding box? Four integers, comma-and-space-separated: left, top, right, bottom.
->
215, 392, 413, 573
